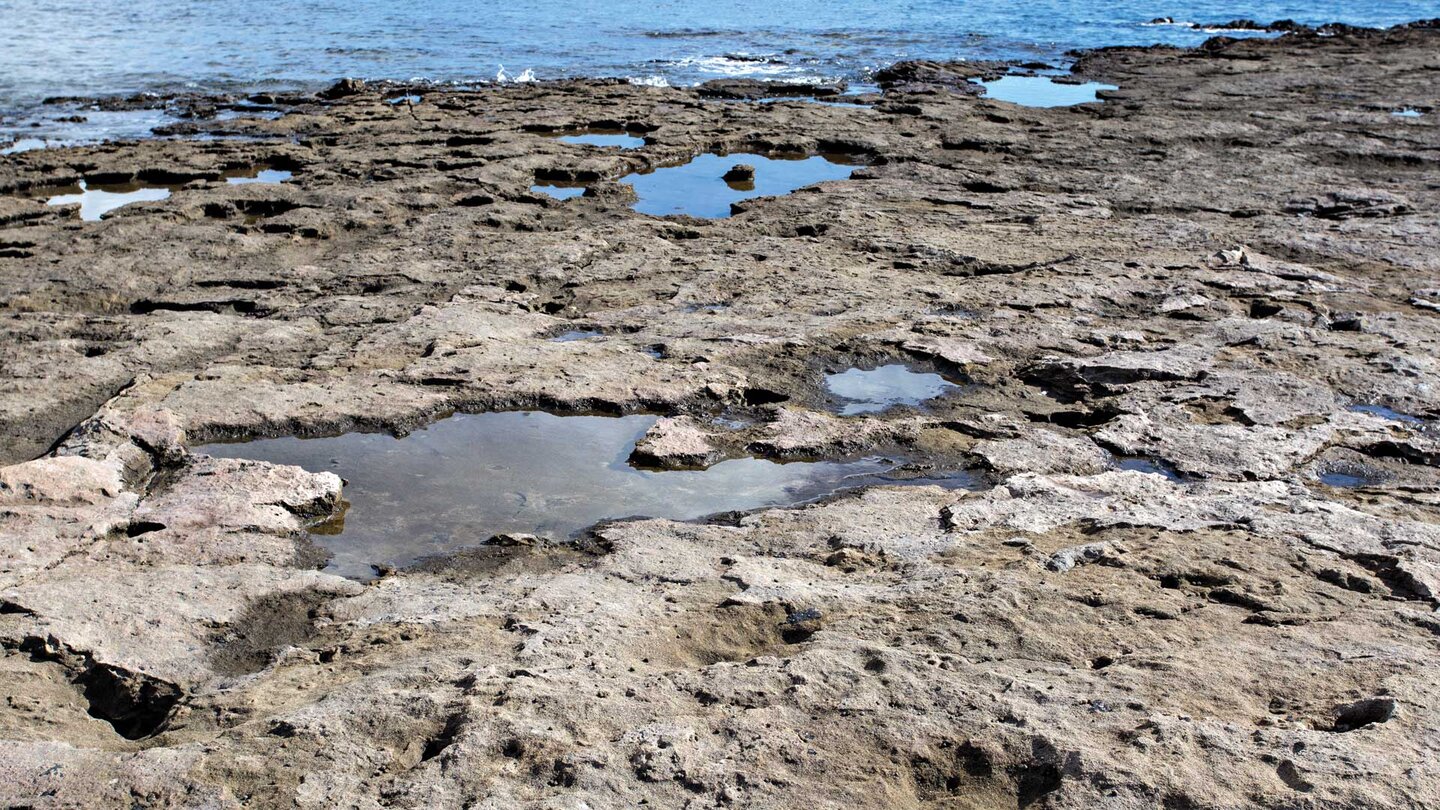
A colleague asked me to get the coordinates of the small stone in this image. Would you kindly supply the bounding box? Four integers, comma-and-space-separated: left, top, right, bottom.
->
1213, 247, 1252, 267
320, 78, 366, 100
627, 416, 721, 469
1046, 542, 1109, 573
723, 164, 756, 182
486, 533, 539, 547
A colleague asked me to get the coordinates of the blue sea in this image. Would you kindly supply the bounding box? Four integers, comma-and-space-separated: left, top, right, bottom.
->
0, 1, 1432, 143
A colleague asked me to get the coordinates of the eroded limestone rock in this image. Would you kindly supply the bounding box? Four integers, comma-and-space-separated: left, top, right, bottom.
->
0, 22, 1438, 810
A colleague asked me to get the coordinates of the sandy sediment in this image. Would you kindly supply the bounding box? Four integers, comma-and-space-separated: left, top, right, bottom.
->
1, 23, 1438, 809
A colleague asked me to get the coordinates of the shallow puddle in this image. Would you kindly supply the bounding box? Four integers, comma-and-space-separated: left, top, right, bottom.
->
198, 412, 922, 578
551, 329, 602, 342
1318, 469, 1384, 488
557, 132, 645, 149
1348, 404, 1425, 425
826, 364, 957, 416
1115, 456, 1185, 482
1392, 108, 1423, 118
40, 180, 174, 220
225, 167, 293, 185
976, 75, 1117, 107
623, 152, 856, 218
531, 184, 587, 200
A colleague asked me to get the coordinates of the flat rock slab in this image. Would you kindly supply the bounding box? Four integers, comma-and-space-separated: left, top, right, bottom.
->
0, 22, 1438, 810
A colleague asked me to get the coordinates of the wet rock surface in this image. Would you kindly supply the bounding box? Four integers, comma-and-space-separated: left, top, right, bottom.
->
1, 24, 1439, 809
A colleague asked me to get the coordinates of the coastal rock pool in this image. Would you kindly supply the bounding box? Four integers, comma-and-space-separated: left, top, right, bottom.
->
197, 411, 914, 578
826, 364, 958, 415
38, 180, 175, 220
1115, 456, 1186, 482
531, 184, 588, 200
1348, 403, 1428, 426
1317, 466, 1387, 489
975, 75, 1118, 107
224, 167, 293, 184
22, 165, 293, 220
623, 152, 856, 218
550, 329, 603, 342
555, 131, 646, 149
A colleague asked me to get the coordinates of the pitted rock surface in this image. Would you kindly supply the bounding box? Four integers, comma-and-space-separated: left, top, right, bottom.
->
1, 23, 1439, 810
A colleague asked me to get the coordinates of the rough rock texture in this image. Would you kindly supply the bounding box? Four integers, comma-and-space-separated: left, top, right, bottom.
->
629, 416, 722, 468
1, 24, 1439, 810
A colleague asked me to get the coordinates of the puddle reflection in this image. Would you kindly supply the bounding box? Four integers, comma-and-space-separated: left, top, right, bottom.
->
976, 75, 1117, 107
531, 184, 587, 200
198, 411, 915, 578
41, 180, 173, 220
624, 151, 855, 218
551, 329, 602, 342
225, 167, 293, 184
557, 132, 645, 148
826, 364, 957, 415
1115, 456, 1186, 482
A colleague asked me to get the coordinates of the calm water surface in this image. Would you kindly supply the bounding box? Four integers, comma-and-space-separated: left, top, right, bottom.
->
978, 76, 1119, 107
557, 133, 646, 149
826, 365, 959, 415
624, 152, 856, 218
530, 184, 587, 201
198, 412, 929, 577
37, 181, 174, 220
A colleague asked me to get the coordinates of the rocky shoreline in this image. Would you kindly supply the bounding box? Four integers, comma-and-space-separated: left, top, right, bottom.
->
1, 23, 1438, 809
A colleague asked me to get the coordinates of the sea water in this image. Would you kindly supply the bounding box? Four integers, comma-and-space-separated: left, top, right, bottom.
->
2, 1, 1432, 145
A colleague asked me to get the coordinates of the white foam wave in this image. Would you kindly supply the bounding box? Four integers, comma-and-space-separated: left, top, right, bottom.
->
672, 54, 798, 78
627, 75, 670, 87
495, 65, 537, 83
